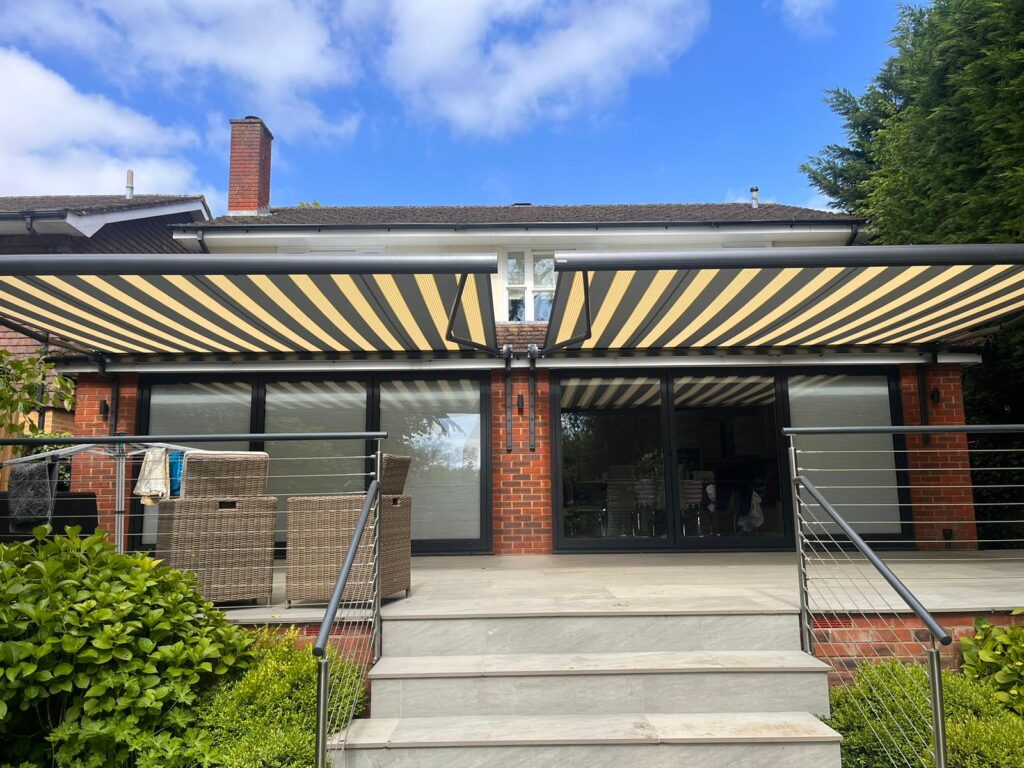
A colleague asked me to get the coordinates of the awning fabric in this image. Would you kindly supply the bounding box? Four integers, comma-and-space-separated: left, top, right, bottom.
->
0, 254, 497, 355
544, 246, 1024, 352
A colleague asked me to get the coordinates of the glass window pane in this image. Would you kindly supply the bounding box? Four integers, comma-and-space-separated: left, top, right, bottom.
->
507, 252, 525, 285
144, 382, 253, 544
533, 291, 553, 322
533, 253, 555, 288
508, 289, 525, 321
380, 379, 482, 541
264, 381, 368, 542
674, 376, 782, 539
559, 377, 666, 540
788, 374, 902, 535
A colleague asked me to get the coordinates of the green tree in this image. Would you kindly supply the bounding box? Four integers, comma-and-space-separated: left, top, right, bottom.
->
0, 349, 75, 438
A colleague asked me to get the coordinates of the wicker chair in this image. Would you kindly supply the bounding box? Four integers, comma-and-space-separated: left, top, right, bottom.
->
286, 453, 412, 604
155, 451, 277, 605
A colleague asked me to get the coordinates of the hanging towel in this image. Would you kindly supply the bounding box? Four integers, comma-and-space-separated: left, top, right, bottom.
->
168, 451, 184, 496
133, 448, 170, 506
8, 463, 56, 522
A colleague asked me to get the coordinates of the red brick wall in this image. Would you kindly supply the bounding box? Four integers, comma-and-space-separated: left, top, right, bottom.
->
70, 374, 140, 545
898, 365, 977, 549
228, 117, 273, 213
490, 369, 553, 554
813, 611, 1013, 684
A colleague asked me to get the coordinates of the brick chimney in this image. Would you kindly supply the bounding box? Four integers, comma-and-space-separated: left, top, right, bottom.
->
227, 116, 273, 215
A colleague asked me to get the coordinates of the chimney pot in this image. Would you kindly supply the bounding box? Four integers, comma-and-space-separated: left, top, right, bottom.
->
228, 116, 273, 215
125, 169, 134, 200
750, 186, 759, 209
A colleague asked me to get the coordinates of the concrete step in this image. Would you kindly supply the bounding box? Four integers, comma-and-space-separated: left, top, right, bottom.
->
381, 610, 800, 656
331, 711, 842, 768
368, 650, 831, 717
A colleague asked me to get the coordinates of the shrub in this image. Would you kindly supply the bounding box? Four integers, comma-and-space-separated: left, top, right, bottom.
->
195, 629, 367, 768
0, 527, 254, 768
828, 660, 1024, 768
961, 611, 1024, 715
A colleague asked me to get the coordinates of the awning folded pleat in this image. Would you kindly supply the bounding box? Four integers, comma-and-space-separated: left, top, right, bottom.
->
543, 246, 1024, 352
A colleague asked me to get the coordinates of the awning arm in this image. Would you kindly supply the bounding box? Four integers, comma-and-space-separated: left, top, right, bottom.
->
540, 272, 592, 355
445, 273, 500, 356
554, 243, 1024, 272
0, 252, 498, 276
0, 315, 98, 357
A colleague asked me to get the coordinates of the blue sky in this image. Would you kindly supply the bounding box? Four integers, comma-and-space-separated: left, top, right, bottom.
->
0, 1, 904, 214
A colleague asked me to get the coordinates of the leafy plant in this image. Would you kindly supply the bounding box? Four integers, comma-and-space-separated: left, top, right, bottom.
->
195, 629, 367, 768
0, 527, 253, 768
828, 660, 1024, 768
0, 350, 75, 438
961, 612, 1024, 715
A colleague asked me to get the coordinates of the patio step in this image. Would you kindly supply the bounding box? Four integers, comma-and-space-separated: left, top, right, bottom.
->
368, 649, 831, 718
380, 608, 801, 656
330, 711, 842, 767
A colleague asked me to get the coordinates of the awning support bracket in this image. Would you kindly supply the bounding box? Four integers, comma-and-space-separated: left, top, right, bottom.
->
540, 272, 592, 355
502, 345, 513, 452
527, 345, 539, 451
446, 273, 500, 355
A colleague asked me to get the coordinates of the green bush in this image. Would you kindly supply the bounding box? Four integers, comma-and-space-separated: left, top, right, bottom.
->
0, 527, 254, 768
828, 660, 1024, 768
195, 629, 367, 768
961, 611, 1024, 715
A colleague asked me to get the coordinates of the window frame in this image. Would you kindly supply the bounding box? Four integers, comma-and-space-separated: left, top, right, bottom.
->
501, 248, 557, 322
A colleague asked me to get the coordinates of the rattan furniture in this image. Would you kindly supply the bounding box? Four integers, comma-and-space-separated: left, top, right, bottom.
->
156, 451, 276, 605
286, 454, 412, 604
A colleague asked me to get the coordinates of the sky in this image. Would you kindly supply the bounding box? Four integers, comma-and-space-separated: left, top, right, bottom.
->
0, 0, 904, 214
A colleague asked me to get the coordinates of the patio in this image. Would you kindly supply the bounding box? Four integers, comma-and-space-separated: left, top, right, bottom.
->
222, 549, 1024, 625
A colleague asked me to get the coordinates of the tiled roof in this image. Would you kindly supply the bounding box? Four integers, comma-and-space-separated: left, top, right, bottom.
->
197, 202, 861, 228
0, 195, 205, 216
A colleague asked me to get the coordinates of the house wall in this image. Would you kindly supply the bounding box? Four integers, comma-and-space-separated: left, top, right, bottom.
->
897, 364, 977, 550
70, 373, 140, 544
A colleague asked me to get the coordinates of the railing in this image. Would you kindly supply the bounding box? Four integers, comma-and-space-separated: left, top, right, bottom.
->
784, 424, 1024, 768
0, 431, 388, 768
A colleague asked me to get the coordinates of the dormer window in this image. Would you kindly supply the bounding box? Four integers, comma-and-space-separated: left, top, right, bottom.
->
505, 249, 555, 322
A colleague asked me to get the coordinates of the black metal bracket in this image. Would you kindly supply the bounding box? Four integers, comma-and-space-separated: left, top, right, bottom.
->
540, 271, 592, 355
527, 344, 539, 451
502, 344, 513, 452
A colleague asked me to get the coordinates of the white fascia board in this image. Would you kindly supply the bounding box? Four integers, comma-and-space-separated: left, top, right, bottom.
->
65, 200, 210, 237
189, 223, 856, 252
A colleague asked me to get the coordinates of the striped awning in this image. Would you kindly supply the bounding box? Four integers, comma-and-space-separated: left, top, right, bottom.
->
544, 245, 1024, 352
674, 375, 775, 407
560, 377, 661, 409
0, 253, 497, 355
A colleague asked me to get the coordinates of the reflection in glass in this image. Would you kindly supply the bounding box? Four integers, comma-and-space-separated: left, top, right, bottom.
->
264, 381, 368, 542
144, 382, 253, 544
507, 252, 525, 285
533, 291, 553, 321
380, 380, 482, 541
508, 289, 525, 321
674, 376, 782, 539
559, 377, 666, 541
788, 375, 902, 535
533, 254, 555, 288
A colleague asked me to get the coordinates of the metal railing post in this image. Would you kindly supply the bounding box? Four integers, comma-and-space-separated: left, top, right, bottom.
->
373, 440, 383, 663
928, 641, 948, 768
315, 655, 330, 768
788, 437, 813, 653
113, 439, 126, 554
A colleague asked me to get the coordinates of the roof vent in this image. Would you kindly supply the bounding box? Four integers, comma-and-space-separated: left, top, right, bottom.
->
750, 186, 759, 209
125, 169, 134, 200
510, 202, 533, 206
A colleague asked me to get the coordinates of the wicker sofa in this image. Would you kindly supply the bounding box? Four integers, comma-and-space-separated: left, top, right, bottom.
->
286, 453, 412, 604
155, 451, 277, 605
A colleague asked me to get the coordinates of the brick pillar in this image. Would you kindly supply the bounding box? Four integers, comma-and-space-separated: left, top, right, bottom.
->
70, 374, 139, 541
898, 364, 977, 550
490, 369, 553, 554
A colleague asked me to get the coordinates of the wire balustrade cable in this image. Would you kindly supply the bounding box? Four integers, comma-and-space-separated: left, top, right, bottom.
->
784, 424, 1024, 768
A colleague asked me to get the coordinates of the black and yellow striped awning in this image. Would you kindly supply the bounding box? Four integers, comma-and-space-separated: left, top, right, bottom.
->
544, 245, 1024, 352
0, 253, 498, 355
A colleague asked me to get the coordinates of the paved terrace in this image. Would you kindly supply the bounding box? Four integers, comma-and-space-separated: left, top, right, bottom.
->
223, 551, 1024, 625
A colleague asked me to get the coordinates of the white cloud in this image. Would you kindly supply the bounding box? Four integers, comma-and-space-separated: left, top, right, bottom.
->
771, 0, 836, 38
376, 0, 710, 136
0, 0, 362, 142
0, 47, 208, 197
